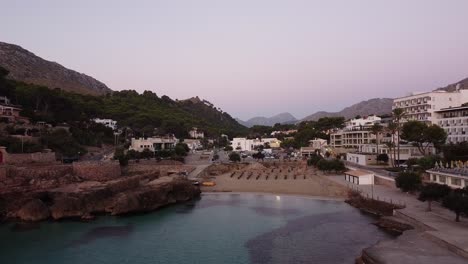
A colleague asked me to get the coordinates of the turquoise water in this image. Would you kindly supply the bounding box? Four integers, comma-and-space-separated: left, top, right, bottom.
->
0, 193, 391, 264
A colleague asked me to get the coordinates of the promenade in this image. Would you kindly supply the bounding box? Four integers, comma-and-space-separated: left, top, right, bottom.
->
327, 168, 468, 263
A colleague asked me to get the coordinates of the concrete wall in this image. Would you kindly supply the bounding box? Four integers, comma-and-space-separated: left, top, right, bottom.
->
374, 175, 396, 188
72, 161, 121, 181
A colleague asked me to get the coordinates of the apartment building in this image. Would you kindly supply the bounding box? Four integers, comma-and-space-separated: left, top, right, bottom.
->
392, 89, 468, 124
330, 116, 381, 150
435, 105, 468, 143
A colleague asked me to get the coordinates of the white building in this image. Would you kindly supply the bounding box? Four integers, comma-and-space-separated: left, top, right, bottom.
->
346, 143, 434, 166
344, 170, 374, 185
129, 136, 178, 152
344, 115, 381, 129
270, 130, 297, 136
346, 152, 377, 166
309, 138, 328, 150
392, 89, 468, 124
231, 137, 281, 152
435, 105, 468, 143
189, 127, 204, 139
330, 116, 382, 150
427, 168, 468, 189
183, 139, 202, 151
92, 118, 117, 130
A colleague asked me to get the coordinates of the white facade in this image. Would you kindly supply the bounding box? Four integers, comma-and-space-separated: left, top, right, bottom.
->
435, 105, 468, 143
330, 129, 375, 149
330, 116, 382, 150
183, 139, 202, 150
271, 130, 297, 136
92, 118, 117, 130
344, 170, 374, 185
189, 127, 204, 139
231, 137, 281, 152
427, 169, 468, 189
345, 115, 381, 129
129, 136, 178, 152
346, 152, 377, 166
309, 138, 328, 150
392, 90, 468, 124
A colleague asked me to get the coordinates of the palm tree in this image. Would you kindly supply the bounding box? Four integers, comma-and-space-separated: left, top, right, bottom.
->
392, 108, 405, 167
386, 121, 398, 167
370, 123, 383, 162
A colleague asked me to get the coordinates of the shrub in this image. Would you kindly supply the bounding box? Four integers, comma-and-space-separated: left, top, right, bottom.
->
229, 152, 241, 162
317, 159, 345, 173
442, 188, 468, 222
307, 154, 322, 166
377, 153, 389, 163
418, 183, 451, 211
395, 172, 421, 192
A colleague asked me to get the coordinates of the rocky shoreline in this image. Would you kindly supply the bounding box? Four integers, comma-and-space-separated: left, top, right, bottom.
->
0, 164, 200, 222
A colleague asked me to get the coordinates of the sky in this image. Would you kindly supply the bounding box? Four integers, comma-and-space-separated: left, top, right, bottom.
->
2, 0, 468, 120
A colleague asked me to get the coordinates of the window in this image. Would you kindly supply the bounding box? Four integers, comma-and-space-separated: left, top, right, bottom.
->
439, 175, 446, 183
451, 178, 461, 186
432, 174, 436, 181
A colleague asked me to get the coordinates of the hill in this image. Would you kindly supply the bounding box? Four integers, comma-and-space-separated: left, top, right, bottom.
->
300, 98, 393, 122
0, 41, 111, 95
236, 112, 297, 127
435, 77, 468, 92
0, 68, 246, 139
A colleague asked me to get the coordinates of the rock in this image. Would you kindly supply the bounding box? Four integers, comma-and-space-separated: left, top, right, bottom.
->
16, 199, 50, 221
375, 216, 414, 235
49, 196, 85, 220
81, 213, 95, 221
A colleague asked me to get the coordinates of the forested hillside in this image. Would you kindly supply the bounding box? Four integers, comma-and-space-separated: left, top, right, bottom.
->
0, 67, 247, 138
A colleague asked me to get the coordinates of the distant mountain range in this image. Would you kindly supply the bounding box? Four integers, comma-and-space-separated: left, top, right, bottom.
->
299, 98, 394, 122
236, 113, 297, 127
0, 41, 112, 95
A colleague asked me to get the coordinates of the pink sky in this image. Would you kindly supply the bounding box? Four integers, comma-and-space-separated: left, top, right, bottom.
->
2, 0, 468, 119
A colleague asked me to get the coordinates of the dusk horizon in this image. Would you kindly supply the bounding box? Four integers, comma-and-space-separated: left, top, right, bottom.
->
3, 0, 468, 120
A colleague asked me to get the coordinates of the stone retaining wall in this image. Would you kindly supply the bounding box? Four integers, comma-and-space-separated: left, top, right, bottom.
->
0, 147, 56, 165
72, 161, 121, 181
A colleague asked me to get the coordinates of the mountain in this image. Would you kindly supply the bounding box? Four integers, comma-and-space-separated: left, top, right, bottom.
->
237, 112, 297, 127
435, 77, 468, 92
0, 41, 111, 95
300, 98, 393, 122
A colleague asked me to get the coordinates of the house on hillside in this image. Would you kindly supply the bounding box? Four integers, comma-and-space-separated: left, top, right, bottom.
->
92, 118, 117, 130
189, 127, 204, 139
129, 135, 178, 152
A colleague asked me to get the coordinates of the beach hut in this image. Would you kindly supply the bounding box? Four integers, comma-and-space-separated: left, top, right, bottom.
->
344, 170, 374, 185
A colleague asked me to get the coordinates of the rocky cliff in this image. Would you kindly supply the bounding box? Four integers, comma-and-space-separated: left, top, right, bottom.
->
0, 165, 200, 222
0, 41, 111, 95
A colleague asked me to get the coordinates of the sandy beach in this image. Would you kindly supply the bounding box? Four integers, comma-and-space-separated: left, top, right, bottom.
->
200, 162, 348, 198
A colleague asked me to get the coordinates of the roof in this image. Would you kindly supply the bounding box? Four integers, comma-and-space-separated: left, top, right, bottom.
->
436, 105, 468, 113
345, 170, 373, 177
